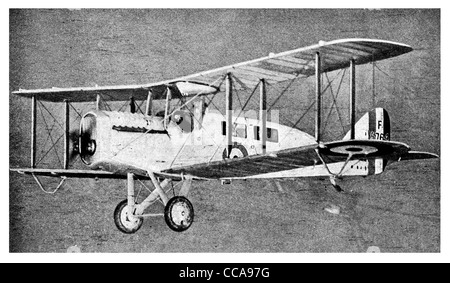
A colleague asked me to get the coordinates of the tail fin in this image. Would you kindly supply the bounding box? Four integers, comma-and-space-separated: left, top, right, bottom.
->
343, 108, 390, 175
343, 108, 390, 141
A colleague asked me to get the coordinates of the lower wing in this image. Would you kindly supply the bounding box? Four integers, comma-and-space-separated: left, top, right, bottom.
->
162, 140, 438, 179
11, 141, 437, 181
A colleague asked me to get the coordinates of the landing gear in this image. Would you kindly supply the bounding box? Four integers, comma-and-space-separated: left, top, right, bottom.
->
114, 199, 143, 234
113, 172, 195, 234
164, 196, 194, 232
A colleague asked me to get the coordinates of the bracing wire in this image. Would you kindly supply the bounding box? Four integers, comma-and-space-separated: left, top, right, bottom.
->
322, 69, 347, 137
37, 102, 63, 167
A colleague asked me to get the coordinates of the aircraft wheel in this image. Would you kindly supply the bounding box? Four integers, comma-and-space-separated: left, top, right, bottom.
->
114, 199, 143, 234
164, 196, 194, 232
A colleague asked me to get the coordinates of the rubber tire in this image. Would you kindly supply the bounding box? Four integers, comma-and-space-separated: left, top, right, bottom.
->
164, 196, 194, 232
113, 199, 143, 234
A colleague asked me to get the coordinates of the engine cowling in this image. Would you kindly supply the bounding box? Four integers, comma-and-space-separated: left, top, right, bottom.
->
78, 110, 170, 171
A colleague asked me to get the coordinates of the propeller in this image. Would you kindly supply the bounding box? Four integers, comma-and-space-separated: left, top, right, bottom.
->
68, 128, 80, 162
78, 114, 97, 165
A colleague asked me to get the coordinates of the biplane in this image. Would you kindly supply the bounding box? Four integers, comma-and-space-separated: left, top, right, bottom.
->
11, 38, 438, 234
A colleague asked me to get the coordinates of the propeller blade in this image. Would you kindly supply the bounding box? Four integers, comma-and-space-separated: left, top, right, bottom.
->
68, 129, 80, 162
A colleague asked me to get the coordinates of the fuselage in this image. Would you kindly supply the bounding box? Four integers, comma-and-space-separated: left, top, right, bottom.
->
79, 108, 383, 178
79, 108, 316, 171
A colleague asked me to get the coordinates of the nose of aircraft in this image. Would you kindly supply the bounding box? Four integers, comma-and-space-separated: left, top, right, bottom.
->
79, 113, 97, 165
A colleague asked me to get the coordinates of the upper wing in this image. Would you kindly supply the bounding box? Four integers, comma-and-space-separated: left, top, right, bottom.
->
12, 81, 219, 103
162, 140, 414, 179
12, 38, 412, 102
181, 38, 413, 90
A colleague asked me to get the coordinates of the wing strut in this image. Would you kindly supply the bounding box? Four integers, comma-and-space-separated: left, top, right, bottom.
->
164, 87, 172, 129
64, 100, 70, 169
145, 90, 153, 116
31, 94, 37, 168
226, 73, 233, 158
349, 59, 356, 139
130, 96, 136, 113
259, 78, 267, 154
315, 52, 321, 143
96, 93, 101, 110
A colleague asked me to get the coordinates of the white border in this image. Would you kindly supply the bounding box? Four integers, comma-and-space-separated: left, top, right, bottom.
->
2, 2, 448, 263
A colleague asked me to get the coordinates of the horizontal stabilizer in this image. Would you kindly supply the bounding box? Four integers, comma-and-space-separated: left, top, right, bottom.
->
399, 151, 439, 161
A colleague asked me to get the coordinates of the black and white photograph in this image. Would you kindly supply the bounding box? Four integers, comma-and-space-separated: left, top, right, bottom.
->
7, 6, 442, 260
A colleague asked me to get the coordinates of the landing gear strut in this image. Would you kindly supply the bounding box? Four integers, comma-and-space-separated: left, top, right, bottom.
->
113, 172, 195, 234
